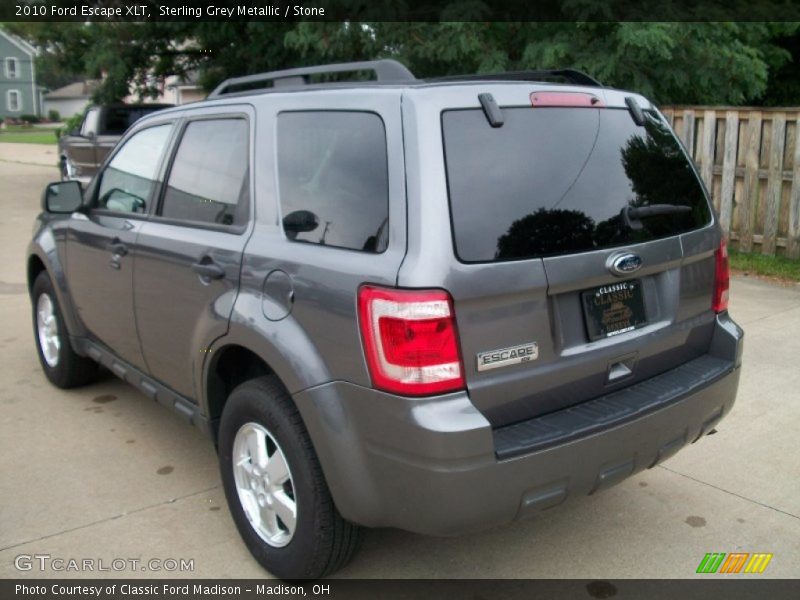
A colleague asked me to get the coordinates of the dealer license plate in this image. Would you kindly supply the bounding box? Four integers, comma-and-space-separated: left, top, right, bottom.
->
581, 279, 646, 341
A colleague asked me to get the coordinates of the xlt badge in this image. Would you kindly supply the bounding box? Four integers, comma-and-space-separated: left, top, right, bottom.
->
477, 342, 538, 372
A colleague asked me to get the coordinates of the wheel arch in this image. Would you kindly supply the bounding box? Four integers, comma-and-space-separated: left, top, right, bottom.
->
27, 232, 87, 340
27, 253, 47, 295
205, 344, 277, 424
201, 322, 334, 444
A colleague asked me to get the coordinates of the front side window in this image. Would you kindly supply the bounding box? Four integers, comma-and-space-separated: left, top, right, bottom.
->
277, 111, 389, 253
6, 90, 21, 112
159, 119, 249, 227
96, 124, 172, 214
5, 57, 18, 79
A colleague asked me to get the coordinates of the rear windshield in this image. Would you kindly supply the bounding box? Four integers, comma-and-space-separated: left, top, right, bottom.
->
102, 107, 167, 135
442, 107, 711, 262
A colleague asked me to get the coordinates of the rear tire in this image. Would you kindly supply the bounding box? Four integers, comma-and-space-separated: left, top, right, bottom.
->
218, 376, 362, 579
32, 271, 99, 388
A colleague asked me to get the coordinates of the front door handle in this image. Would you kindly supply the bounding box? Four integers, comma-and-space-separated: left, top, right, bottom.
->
191, 260, 225, 280
108, 241, 128, 256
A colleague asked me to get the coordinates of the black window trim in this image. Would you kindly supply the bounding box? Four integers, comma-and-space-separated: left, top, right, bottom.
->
274, 108, 390, 255
90, 119, 178, 221
439, 105, 715, 265
150, 112, 252, 235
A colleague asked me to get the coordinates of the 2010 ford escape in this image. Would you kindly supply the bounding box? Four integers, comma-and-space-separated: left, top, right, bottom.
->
27, 60, 743, 579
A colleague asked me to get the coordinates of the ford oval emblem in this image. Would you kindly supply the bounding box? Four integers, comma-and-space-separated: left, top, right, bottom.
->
608, 253, 643, 277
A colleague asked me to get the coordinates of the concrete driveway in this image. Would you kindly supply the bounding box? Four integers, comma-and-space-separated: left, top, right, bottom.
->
1, 152, 798, 579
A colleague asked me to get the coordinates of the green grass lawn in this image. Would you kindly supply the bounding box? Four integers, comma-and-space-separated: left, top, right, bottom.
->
0, 127, 59, 144
730, 249, 800, 282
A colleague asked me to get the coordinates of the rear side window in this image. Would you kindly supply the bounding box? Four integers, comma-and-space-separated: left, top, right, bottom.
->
442, 107, 712, 262
80, 108, 100, 137
102, 107, 169, 135
160, 119, 249, 227
96, 124, 172, 214
277, 111, 389, 253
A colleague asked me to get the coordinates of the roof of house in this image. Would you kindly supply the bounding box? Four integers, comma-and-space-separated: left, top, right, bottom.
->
0, 29, 38, 56
45, 80, 100, 100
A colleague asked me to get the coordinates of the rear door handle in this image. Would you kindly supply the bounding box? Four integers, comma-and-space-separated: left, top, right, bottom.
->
108, 241, 128, 256
191, 260, 225, 280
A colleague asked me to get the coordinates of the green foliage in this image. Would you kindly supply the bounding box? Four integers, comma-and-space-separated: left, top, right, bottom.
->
47, 109, 61, 122
61, 111, 84, 136
373, 22, 799, 104
761, 31, 800, 106
4, 16, 800, 106
729, 249, 800, 281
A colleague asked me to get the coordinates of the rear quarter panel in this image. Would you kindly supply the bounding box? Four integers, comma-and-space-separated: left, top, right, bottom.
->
200, 89, 408, 408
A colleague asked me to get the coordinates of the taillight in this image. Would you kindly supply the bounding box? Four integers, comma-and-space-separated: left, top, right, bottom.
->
357, 285, 465, 396
713, 238, 730, 313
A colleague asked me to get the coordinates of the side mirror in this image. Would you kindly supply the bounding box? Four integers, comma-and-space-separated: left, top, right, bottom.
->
42, 181, 83, 214
283, 210, 319, 239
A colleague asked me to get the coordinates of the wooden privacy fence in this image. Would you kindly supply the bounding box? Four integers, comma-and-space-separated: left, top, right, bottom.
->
660, 106, 800, 258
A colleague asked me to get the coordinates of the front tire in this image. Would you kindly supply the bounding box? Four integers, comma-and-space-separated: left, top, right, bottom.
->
32, 271, 99, 388
60, 156, 76, 181
218, 376, 362, 579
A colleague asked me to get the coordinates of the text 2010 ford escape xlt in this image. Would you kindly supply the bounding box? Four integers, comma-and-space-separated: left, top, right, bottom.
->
27, 60, 743, 579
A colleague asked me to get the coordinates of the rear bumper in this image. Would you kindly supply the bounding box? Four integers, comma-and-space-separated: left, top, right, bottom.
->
293, 313, 743, 536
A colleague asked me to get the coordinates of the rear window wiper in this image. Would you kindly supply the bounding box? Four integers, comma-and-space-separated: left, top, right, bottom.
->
622, 204, 691, 230
478, 93, 504, 128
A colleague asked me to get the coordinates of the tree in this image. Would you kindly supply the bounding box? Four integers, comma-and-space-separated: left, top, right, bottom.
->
761, 29, 800, 106
369, 21, 799, 105
4, 16, 799, 105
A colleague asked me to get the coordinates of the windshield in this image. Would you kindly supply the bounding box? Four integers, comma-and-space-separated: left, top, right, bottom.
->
442, 107, 712, 262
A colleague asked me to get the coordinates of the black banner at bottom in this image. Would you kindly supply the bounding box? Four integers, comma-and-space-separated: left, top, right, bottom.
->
2, 579, 800, 600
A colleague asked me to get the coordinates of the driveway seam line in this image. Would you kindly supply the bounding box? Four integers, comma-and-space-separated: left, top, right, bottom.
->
0, 484, 222, 552
657, 464, 800, 521
0, 158, 54, 167
738, 304, 800, 326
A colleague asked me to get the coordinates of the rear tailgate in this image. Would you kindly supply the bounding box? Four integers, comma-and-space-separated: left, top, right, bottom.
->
401, 84, 720, 428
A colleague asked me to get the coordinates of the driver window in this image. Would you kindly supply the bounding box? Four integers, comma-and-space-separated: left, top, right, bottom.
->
96, 124, 172, 214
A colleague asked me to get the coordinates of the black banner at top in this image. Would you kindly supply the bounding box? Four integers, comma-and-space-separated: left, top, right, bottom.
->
3, 0, 800, 22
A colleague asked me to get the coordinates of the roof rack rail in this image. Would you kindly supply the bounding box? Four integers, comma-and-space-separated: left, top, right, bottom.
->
427, 69, 603, 87
208, 59, 416, 97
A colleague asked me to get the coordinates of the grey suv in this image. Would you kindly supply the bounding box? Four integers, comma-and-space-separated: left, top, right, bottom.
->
28, 60, 743, 579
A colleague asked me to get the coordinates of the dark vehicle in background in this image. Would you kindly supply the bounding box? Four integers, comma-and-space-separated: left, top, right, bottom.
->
58, 103, 172, 182
28, 61, 743, 579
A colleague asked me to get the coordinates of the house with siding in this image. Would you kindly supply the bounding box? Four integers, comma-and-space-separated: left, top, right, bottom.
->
0, 29, 43, 119
44, 80, 99, 120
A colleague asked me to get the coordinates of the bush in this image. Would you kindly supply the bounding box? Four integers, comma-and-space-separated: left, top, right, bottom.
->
47, 109, 61, 122
60, 112, 84, 136
20, 114, 41, 124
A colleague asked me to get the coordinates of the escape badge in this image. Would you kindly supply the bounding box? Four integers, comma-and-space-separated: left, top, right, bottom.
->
476, 342, 538, 372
